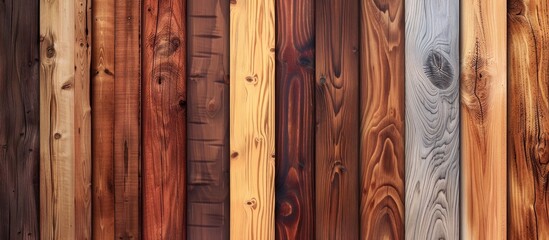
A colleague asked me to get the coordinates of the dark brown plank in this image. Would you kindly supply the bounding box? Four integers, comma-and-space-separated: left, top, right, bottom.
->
0, 0, 40, 238
315, 0, 360, 239
143, 0, 186, 239
275, 0, 315, 239
187, 0, 229, 239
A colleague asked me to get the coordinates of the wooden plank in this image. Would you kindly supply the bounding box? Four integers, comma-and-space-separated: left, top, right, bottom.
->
229, 0, 275, 239
187, 0, 230, 239
39, 0, 76, 238
114, 0, 141, 238
359, 0, 405, 239
142, 0, 186, 239
0, 0, 40, 238
91, 0, 115, 237
404, 0, 459, 239
315, 0, 359, 239
461, 0, 506, 239
508, 1, 549, 239
275, 0, 314, 239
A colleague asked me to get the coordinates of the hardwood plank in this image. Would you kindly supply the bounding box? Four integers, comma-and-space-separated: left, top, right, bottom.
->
461, 0, 506, 239
508, 1, 549, 239
359, 0, 405, 239
0, 0, 40, 238
404, 0, 460, 239
114, 0, 141, 238
91, 0, 115, 238
275, 0, 314, 239
143, 0, 186, 239
315, 0, 359, 239
229, 0, 275, 239
39, 0, 76, 238
187, 0, 229, 239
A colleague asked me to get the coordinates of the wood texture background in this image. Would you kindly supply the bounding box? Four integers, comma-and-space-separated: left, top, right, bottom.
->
275, 0, 315, 239
461, 0, 506, 239
187, 0, 230, 239
230, 0, 276, 239
359, 0, 405, 239
508, 0, 549, 239
0, 0, 40, 238
404, 0, 460, 239
315, 0, 360, 239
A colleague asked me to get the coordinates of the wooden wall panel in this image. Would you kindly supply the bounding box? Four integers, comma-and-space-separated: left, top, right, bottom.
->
404, 0, 459, 239
315, 0, 359, 239
0, 0, 40, 238
143, 0, 186, 239
508, 0, 549, 239
461, 0, 506, 239
229, 0, 276, 239
187, 0, 230, 239
40, 0, 76, 238
359, 0, 405, 239
275, 0, 315, 239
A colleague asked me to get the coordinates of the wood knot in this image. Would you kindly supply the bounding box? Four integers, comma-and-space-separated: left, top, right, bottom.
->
61, 82, 72, 90
54, 133, 61, 139
245, 198, 257, 209
423, 50, 453, 90
46, 46, 55, 58
279, 201, 292, 217
245, 75, 258, 84
179, 100, 187, 108
207, 99, 217, 113
319, 75, 326, 84
231, 152, 239, 158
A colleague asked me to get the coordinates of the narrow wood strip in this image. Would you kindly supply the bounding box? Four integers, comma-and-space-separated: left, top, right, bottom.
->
40, 0, 76, 238
359, 0, 405, 239
275, 0, 315, 239
508, 0, 549, 239
404, 0, 460, 239
187, 0, 230, 239
229, 0, 276, 239
142, 0, 186, 238
461, 0, 506, 238
0, 0, 40, 238
315, 0, 360, 239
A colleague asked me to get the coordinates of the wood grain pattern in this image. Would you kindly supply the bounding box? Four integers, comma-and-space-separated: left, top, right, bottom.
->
230, 0, 275, 239
461, 0, 506, 238
508, 0, 549, 239
40, 0, 76, 238
114, 0, 141, 238
359, 0, 405, 239
0, 0, 40, 238
404, 0, 459, 239
143, 0, 186, 239
315, 0, 359, 239
275, 0, 314, 239
187, 0, 229, 239
91, 0, 115, 238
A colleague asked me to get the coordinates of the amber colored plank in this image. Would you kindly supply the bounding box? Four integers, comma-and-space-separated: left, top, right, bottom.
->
142, 0, 186, 239
315, 0, 359, 239
187, 0, 230, 239
508, 1, 549, 239
0, 0, 40, 238
359, 0, 405, 239
114, 0, 141, 239
91, 0, 115, 238
275, 0, 315, 239
229, 0, 275, 239
460, 0, 506, 239
39, 0, 76, 238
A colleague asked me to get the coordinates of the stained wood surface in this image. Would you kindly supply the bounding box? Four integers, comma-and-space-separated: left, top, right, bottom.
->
229, 0, 276, 239
275, 0, 315, 239
40, 0, 76, 238
315, 0, 359, 239
143, 0, 186, 239
404, 0, 459, 239
114, 0, 141, 238
508, 1, 549, 239
0, 0, 40, 238
187, 0, 230, 239
359, 0, 405, 239
91, 0, 115, 238
461, 0, 506, 239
